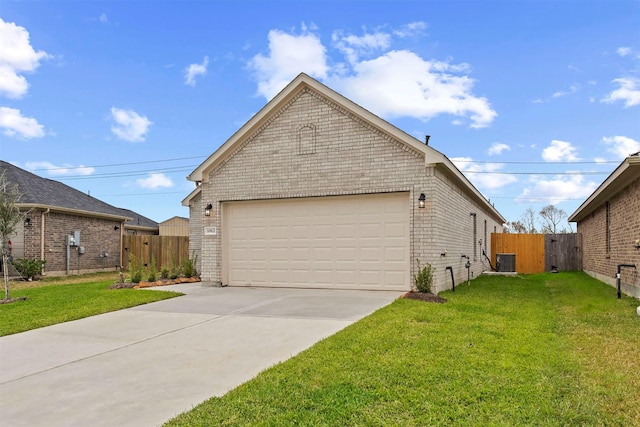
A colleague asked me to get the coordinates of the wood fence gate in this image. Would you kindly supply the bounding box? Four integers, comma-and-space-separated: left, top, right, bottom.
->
122, 235, 189, 271
491, 233, 582, 274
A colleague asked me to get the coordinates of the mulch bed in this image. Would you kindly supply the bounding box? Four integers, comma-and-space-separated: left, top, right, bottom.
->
402, 291, 447, 304
108, 277, 200, 290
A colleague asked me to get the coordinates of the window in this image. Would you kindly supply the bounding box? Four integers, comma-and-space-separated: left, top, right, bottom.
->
605, 201, 611, 254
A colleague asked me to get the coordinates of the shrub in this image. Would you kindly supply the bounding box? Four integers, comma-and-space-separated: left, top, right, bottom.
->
160, 266, 169, 280
11, 257, 46, 280
169, 254, 180, 279
413, 259, 433, 293
181, 251, 198, 278
128, 253, 143, 283
147, 255, 157, 282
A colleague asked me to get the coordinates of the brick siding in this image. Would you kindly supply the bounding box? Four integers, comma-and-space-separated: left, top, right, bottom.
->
194, 87, 502, 292
578, 176, 640, 297
21, 211, 123, 276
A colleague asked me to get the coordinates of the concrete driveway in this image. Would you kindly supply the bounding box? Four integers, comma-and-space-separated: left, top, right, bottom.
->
0, 284, 402, 427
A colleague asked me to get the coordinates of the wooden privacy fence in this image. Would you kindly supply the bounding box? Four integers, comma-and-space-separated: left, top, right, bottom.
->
122, 235, 189, 271
491, 233, 582, 274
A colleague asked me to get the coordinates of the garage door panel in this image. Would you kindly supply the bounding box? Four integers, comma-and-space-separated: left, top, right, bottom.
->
223, 193, 410, 290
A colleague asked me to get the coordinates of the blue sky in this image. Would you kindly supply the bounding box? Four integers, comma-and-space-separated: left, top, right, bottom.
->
1, 1, 639, 229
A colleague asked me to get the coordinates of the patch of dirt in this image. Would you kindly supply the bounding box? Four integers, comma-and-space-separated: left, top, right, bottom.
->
402, 291, 447, 304
0, 296, 28, 304
108, 282, 137, 289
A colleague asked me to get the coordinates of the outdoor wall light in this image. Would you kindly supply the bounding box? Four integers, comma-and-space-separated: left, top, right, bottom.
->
24, 217, 31, 227
114, 225, 120, 231
205, 203, 213, 216
418, 193, 426, 208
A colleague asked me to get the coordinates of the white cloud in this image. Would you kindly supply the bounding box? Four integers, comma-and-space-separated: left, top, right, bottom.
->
249, 27, 329, 98
601, 77, 640, 107
451, 157, 517, 190
99, 13, 109, 23
333, 50, 496, 128
616, 47, 631, 57
551, 83, 580, 98
601, 135, 640, 159
393, 21, 428, 38
25, 161, 95, 176
249, 24, 496, 128
542, 140, 580, 162
136, 173, 173, 189
488, 142, 510, 156
0, 18, 50, 99
517, 174, 598, 205
332, 29, 391, 64
110, 107, 152, 142
0, 106, 45, 139
185, 56, 209, 86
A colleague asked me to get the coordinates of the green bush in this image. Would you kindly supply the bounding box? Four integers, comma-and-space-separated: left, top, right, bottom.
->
413, 259, 433, 293
147, 255, 157, 282
160, 266, 169, 280
169, 254, 180, 279
180, 251, 198, 278
128, 253, 143, 283
11, 257, 46, 280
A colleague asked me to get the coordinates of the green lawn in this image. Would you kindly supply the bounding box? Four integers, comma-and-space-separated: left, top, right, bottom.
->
0, 277, 181, 336
166, 272, 639, 426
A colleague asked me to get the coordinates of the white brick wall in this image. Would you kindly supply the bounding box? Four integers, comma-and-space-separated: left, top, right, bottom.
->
192, 87, 503, 292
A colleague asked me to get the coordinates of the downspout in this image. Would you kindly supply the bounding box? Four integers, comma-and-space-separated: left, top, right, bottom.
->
616, 264, 636, 299
40, 208, 50, 274
445, 266, 455, 292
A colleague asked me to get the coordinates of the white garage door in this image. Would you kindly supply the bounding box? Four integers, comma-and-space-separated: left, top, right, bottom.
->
223, 193, 410, 290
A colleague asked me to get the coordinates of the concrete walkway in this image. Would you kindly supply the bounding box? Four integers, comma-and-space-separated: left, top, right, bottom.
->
0, 284, 402, 427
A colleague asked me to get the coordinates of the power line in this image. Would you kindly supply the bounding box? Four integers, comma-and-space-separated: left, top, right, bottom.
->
461, 170, 610, 175
27, 155, 208, 172
453, 159, 620, 164
56, 166, 196, 180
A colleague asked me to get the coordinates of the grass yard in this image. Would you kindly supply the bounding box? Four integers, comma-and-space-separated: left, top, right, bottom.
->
0, 273, 181, 336
166, 272, 639, 426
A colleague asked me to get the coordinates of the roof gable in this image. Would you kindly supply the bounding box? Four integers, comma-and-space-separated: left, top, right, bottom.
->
185, 73, 505, 223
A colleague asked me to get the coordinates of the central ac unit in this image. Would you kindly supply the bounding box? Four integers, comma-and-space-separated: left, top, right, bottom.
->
496, 253, 516, 273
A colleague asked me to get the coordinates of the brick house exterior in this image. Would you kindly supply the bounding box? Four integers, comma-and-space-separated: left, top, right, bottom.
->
183, 74, 505, 293
1, 161, 158, 276
569, 152, 640, 298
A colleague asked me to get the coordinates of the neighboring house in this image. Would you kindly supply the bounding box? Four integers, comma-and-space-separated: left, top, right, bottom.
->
159, 216, 189, 236
1, 161, 158, 276
117, 208, 160, 236
183, 74, 505, 293
569, 152, 640, 298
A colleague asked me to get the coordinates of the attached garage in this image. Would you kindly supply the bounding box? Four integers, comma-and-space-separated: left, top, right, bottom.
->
184, 73, 506, 293
223, 193, 409, 290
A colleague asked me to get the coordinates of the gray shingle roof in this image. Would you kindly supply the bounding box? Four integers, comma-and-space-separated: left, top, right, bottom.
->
1, 161, 155, 227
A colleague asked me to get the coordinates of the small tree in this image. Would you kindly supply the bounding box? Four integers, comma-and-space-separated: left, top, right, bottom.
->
0, 171, 23, 300
521, 207, 538, 233
539, 205, 567, 234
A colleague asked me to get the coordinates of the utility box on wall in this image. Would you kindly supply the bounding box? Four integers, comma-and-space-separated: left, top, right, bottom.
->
496, 253, 516, 272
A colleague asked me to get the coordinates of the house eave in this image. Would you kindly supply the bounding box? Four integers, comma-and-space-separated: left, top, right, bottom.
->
18, 203, 132, 222
568, 154, 640, 222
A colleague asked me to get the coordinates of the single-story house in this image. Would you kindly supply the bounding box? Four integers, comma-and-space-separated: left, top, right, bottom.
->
159, 216, 189, 236
569, 152, 640, 298
183, 73, 505, 293
1, 161, 158, 276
